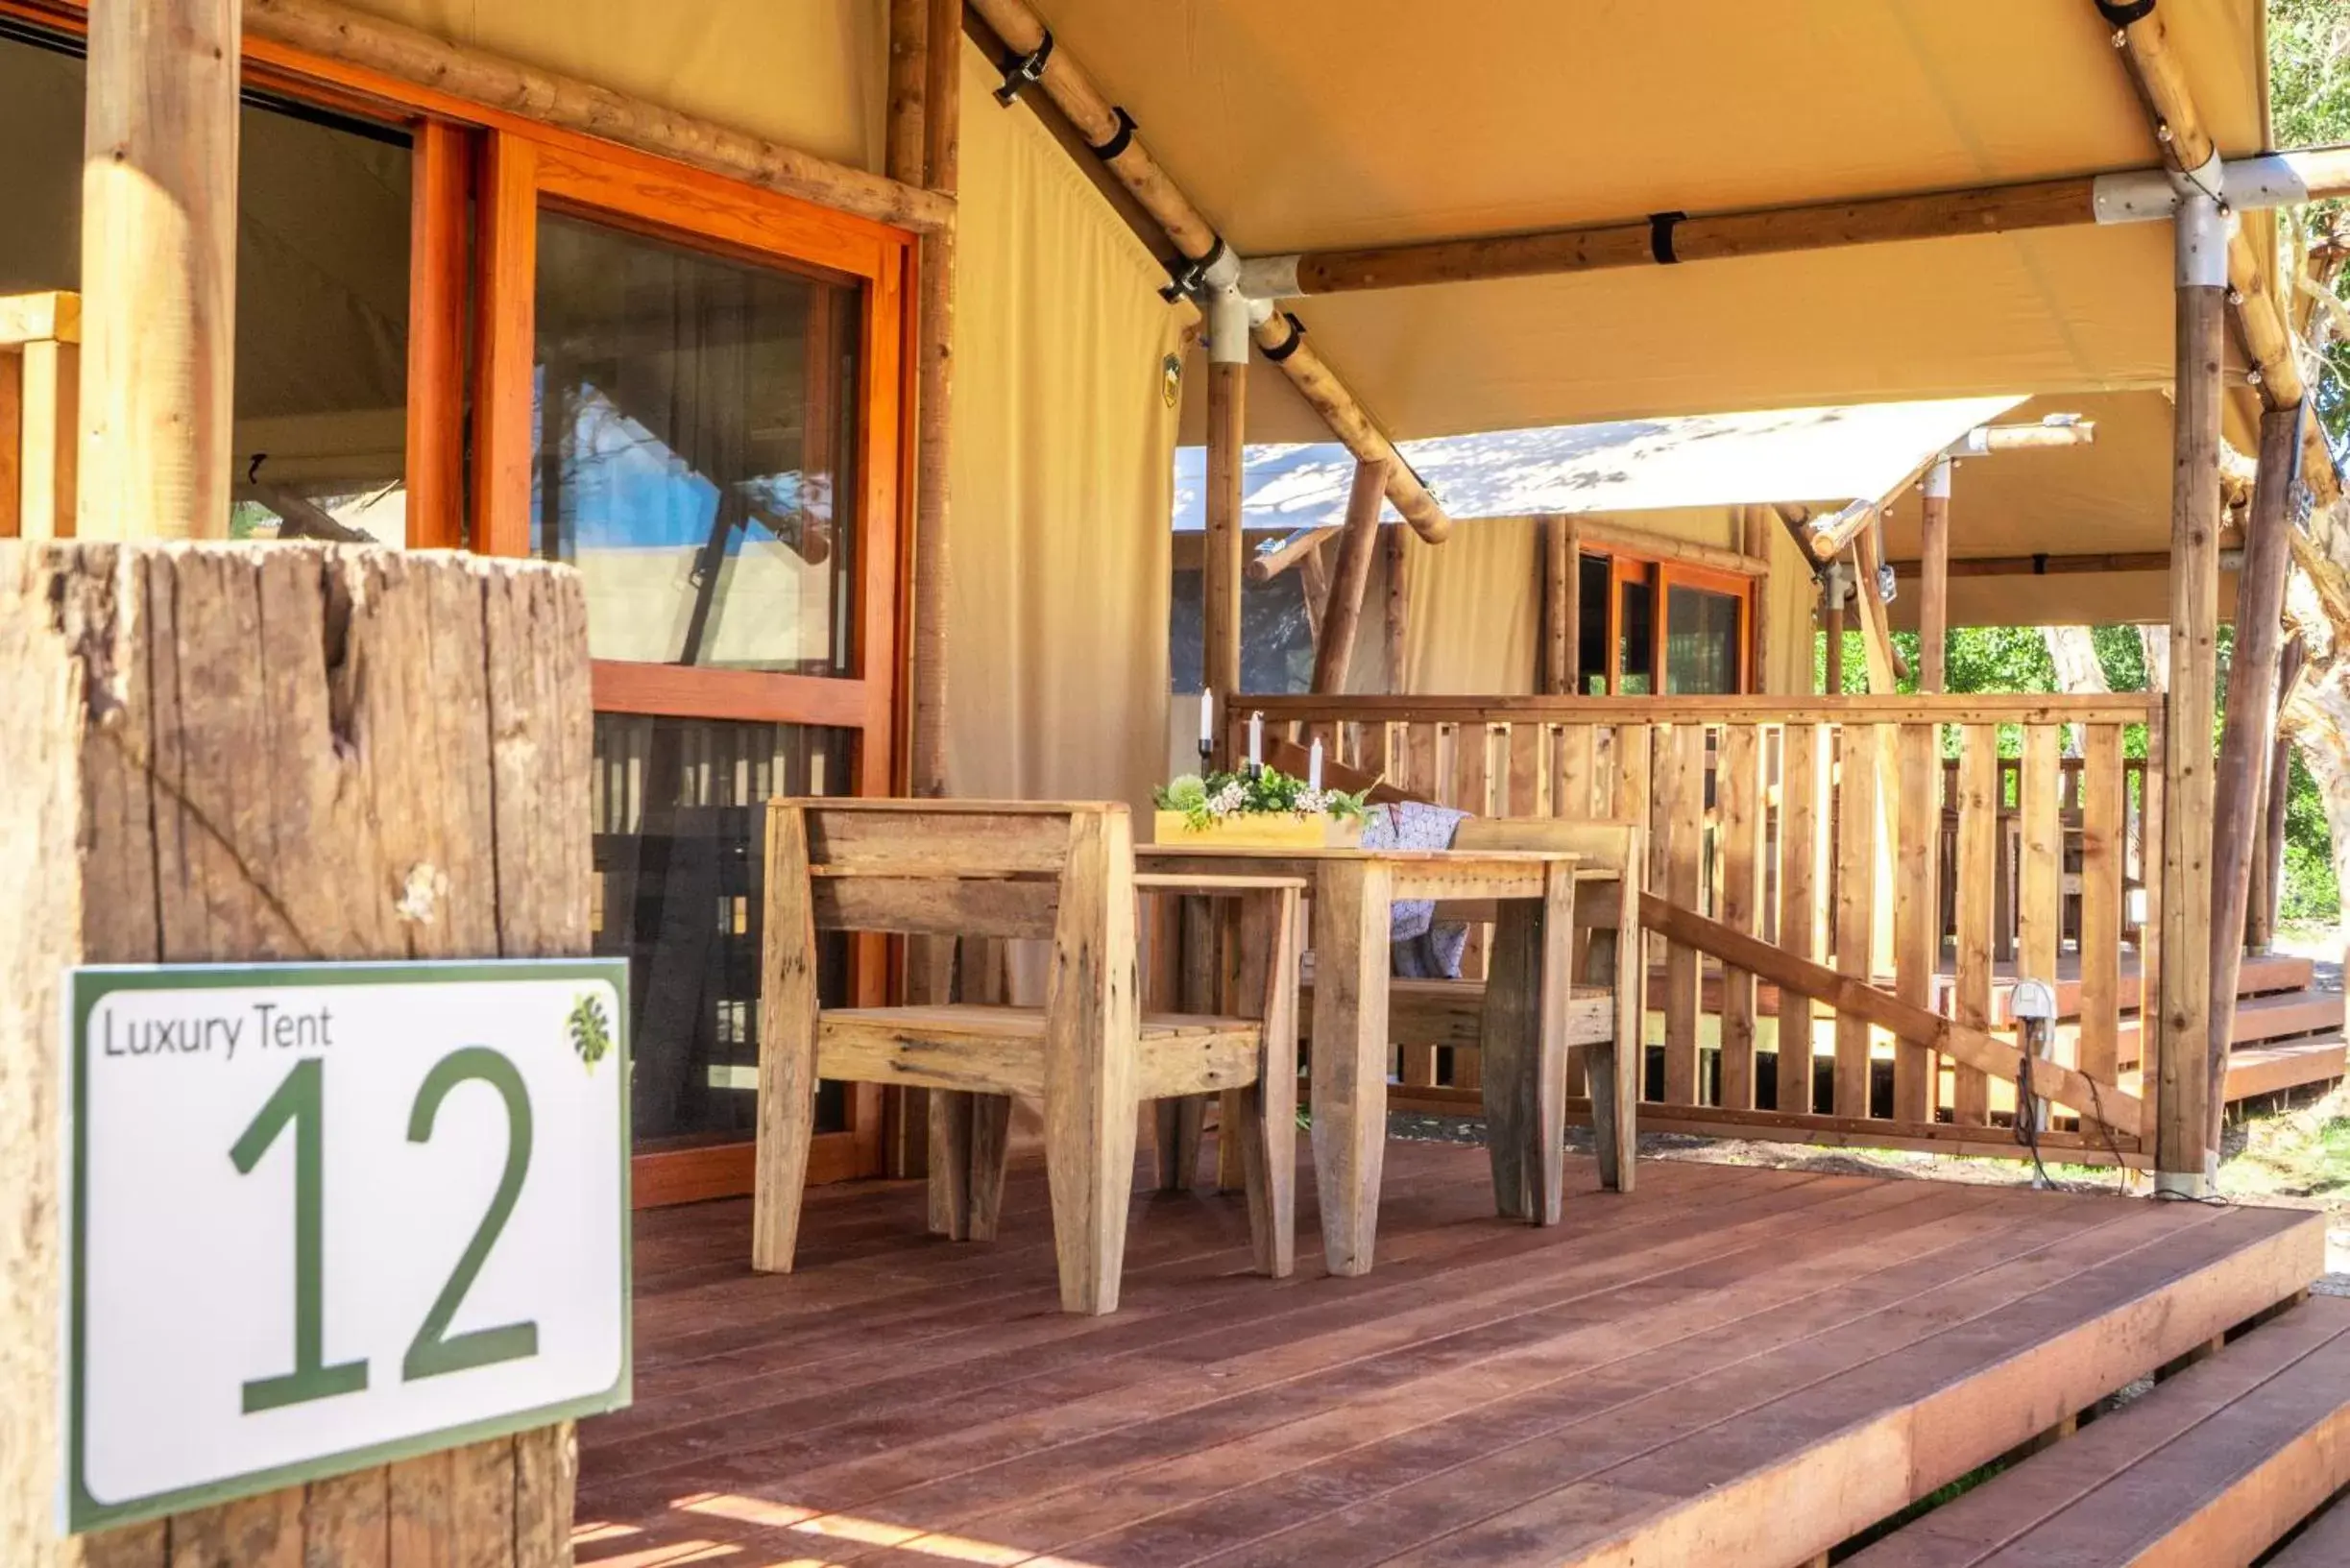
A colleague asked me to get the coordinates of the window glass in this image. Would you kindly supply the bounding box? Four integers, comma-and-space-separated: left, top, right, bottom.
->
1665, 584, 1743, 694
1617, 569, 1655, 695
0, 30, 414, 543
592, 714, 856, 1147
535, 211, 860, 673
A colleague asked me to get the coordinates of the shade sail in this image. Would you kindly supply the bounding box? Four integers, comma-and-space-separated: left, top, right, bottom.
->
1173, 397, 2024, 531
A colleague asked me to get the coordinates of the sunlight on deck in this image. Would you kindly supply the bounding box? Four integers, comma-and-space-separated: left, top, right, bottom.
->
574, 1491, 1090, 1568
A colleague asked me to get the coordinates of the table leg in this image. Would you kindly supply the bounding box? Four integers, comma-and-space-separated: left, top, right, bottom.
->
1310, 859, 1391, 1276
1481, 865, 1576, 1224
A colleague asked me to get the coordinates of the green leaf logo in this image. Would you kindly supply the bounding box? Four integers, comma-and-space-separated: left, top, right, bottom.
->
568, 993, 613, 1074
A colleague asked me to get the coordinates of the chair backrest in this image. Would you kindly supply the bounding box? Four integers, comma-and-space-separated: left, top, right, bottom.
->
1450, 815, 1646, 888
767, 798, 1135, 943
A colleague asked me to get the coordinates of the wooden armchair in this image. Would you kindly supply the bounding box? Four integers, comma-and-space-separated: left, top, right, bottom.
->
753, 799, 1299, 1315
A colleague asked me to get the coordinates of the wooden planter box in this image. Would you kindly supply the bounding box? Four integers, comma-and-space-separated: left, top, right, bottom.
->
1151, 810, 1365, 849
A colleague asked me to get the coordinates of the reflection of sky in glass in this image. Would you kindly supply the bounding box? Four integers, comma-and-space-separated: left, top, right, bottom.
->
1170, 396, 2024, 532
537, 378, 823, 560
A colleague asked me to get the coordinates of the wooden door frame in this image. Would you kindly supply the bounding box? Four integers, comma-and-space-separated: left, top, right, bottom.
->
471, 124, 912, 1205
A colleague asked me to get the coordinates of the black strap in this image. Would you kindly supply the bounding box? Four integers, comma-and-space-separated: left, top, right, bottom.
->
994, 29, 1053, 106
1089, 106, 1138, 161
2033, 553, 2049, 575
1649, 210, 1686, 265
2096, 0, 2156, 25
1261, 313, 1307, 363
1158, 236, 1227, 302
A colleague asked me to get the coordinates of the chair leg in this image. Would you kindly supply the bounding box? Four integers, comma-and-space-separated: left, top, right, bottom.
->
1237, 886, 1300, 1277
751, 1015, 819, 1275
967, 1093, 1014, 1241
1043, 1085, 1137, 1315
928, 1090, 976, 1240
1153, 1096, 1207, 1192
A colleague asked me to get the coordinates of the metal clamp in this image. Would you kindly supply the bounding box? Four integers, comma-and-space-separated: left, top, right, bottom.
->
1160, 235, 1228, 303
994, 30, 1054, 106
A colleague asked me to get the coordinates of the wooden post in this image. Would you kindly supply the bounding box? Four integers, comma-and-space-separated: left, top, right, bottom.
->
1918, 457, 1951, 692
2251, 637, 2306, 953
1310, 459, 1389, 694
2204, 403, 2302, 1156
1822, 566, 1846, 695
2156, 194, 2228, 1191
1203, 294, 1248, 744
892, 0, 959, 1180
77, 0, 240, 542
1540, 514, 1579, 695
0, 543, 586, 1567
1383, 525, 1409, 694
1741, 505, 1770, 692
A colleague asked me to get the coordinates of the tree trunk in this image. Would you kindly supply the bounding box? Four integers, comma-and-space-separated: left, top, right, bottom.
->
2042, 626, 2110, 754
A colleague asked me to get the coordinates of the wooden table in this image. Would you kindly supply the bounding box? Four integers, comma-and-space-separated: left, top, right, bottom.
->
1137, 842, 1614, 1276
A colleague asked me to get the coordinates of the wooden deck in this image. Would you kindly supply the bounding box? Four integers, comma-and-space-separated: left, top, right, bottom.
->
575, 1142, 2323, 1568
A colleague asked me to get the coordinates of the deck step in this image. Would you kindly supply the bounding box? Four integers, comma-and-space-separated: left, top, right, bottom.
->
2225, 989, 2346, 1044
1848, 1295, 2350, 1567
2225, 1035, 2348, 1102
2267, 1484, 2350, 1566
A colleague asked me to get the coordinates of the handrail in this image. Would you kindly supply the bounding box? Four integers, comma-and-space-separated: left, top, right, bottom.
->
1245, 692, 2162, 726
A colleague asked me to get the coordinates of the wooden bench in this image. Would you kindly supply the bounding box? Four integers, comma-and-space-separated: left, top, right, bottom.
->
753, 799, 1302, 1315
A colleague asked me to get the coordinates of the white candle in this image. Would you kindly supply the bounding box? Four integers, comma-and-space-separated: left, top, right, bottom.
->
1199, 688, 1215, 748
1308, 737, 1323, 792
1248, 712, 1263, 768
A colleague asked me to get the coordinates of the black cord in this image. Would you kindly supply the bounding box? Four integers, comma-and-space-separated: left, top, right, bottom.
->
2015, 1042, 2056, 1190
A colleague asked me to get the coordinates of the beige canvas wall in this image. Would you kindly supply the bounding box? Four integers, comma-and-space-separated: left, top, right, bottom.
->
942, 40, 1187, 816
1399, 507, 1816, 696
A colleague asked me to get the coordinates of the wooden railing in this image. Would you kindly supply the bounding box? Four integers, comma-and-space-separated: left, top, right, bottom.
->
0, 292, 79, 542
1246, 693, 2162, 1164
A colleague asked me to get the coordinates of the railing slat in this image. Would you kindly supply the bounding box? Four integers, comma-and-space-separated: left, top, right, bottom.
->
1658, 724, 1706, 1105
1952, 724, 1999, 1124
1833, 722, 1879, 1117
1777, 722, 1825, 1114
1717, 723, 1764, 1111
1892, 721, 1940, 1122
2080, 723, 2124, 1087
2019, 723, 2065, 1122
1506, 721, 1547, 818
1556, 724, 1596, 818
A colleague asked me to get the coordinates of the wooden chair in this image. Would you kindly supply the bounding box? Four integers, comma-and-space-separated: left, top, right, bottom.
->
1299, 815, 1646, 1192
752, 799, 1300, 1315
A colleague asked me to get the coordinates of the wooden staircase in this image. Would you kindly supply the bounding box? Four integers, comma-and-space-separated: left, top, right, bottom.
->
1847, 1293, 2350, 1567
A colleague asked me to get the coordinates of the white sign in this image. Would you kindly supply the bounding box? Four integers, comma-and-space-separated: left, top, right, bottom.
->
63, 961, 632, 1532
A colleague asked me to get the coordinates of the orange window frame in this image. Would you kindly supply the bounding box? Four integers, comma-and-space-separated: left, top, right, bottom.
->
0, 3, 919, 1204
1590, 548, 1756, 696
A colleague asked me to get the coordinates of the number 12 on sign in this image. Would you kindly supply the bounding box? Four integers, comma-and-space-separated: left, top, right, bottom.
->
64, 961, 632, 1534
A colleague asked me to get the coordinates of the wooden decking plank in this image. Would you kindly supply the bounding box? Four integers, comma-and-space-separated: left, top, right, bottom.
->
583, 1165, 1851, 1503
1361, 1207, 2318, 1568
1193, 1204, 2251, 1568
594, 1181, 2019, 1568
1849, 1298, 2350, 1565
1960, 1302, 2350, 1567
594, 1157, 1536, 1456
2267, 1485, 2350, 1568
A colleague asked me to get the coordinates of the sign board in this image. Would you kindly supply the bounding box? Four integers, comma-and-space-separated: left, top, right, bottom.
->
61, 960, 633, 1532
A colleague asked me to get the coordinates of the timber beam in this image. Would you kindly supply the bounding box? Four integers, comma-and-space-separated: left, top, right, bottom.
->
1233, 148, 2350, 300
964, 0, 1453, 543
243, 0, 953, 230
1244, 514, 1763, 581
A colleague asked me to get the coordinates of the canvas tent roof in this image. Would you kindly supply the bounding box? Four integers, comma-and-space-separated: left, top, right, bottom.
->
1084, 0, 2272, 443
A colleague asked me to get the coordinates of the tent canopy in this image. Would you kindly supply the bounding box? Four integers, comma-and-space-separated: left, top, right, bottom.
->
1080, 0, 2270, 443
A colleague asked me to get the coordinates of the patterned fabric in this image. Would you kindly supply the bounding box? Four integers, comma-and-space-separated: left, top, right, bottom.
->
1361, 801, 1471, 978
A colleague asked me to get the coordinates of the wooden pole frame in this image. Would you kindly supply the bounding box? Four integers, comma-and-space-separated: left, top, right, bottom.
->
2204, 401, 2302, 1157
77, 0, 241, 542
1310, 459, 1389, 694
1916, 457, 1950, 692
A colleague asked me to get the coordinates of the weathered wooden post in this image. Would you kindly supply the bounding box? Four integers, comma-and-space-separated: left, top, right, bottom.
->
0, 543, 605, 1566
1203, 288, 1248, 759
1917, 458, 1951, 692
